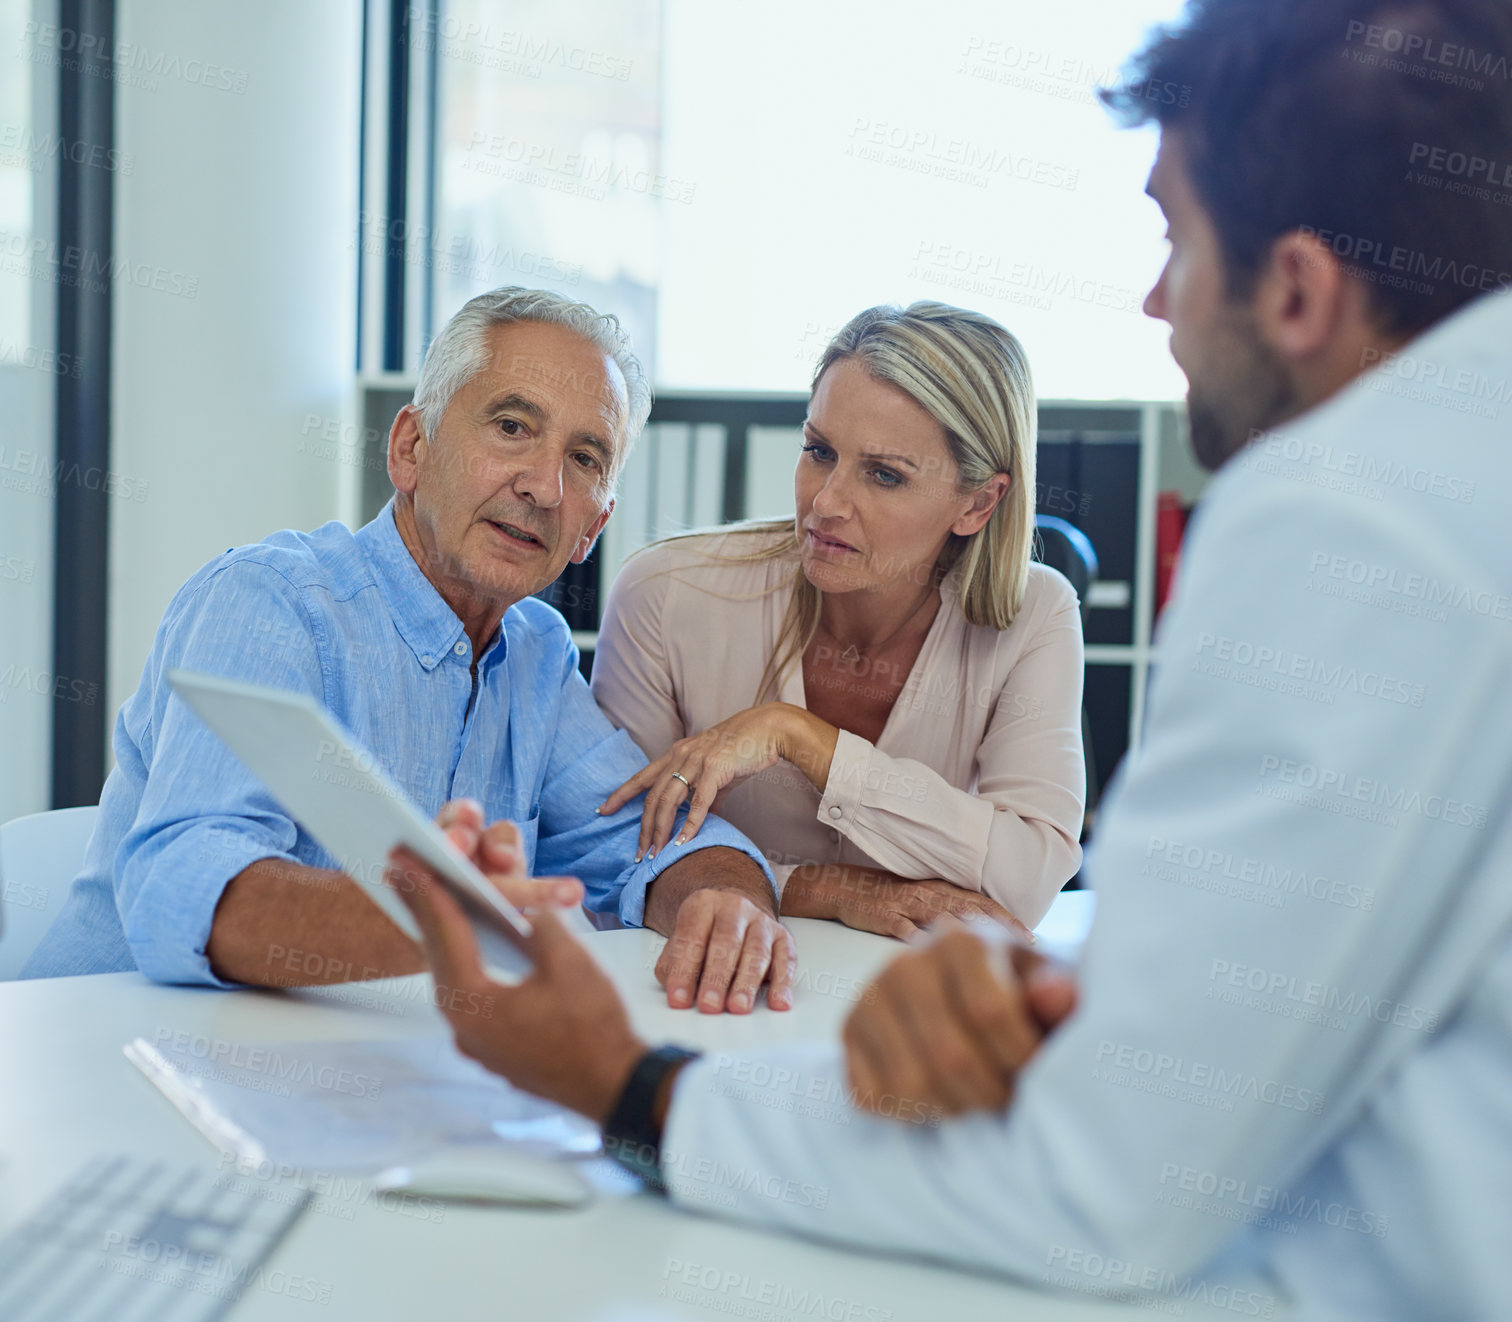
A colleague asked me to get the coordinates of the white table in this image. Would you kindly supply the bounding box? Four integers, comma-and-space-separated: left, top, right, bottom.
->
0, 894, 1242, 1321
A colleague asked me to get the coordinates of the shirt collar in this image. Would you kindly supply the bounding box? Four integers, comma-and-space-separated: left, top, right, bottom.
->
357, 499, 500, 674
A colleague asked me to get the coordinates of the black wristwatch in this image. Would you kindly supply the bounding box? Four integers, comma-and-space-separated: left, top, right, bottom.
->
601, 1045, 702, 1191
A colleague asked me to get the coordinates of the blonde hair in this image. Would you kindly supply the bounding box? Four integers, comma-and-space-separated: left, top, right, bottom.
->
647, 301, 1037, 701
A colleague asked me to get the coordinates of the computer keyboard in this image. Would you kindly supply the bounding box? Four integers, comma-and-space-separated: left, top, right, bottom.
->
0, 1154, 311, 1322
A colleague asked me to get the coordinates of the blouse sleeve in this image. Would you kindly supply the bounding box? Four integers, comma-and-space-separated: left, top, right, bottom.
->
817, 574, 1086, 925
593, 543, 811, 901
588, 547, 692, 764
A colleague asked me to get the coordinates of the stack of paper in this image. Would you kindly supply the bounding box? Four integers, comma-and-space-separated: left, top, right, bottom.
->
125, 1033, 600, 1173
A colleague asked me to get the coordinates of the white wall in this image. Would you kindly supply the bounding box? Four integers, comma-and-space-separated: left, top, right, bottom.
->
107, 0, 362, 744
0, 363, 56, 822
0, 0, 57, 823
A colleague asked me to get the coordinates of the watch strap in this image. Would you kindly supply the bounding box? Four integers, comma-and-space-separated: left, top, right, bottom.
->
602, 1045, 701, 1191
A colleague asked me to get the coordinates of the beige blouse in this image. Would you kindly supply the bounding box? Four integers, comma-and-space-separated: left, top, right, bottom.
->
590, 530, 1086, 925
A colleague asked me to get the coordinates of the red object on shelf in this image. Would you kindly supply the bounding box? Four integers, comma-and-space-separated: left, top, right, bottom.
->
1155, 491, 1189, 620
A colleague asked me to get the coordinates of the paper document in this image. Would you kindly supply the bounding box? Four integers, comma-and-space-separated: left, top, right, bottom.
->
125, 1033, 600, 1173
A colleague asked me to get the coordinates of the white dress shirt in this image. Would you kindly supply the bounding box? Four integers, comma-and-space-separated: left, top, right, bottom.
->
661, 288, 1512, 1321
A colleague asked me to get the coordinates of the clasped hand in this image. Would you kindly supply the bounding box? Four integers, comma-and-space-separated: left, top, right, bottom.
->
843, 918, 1078, 1119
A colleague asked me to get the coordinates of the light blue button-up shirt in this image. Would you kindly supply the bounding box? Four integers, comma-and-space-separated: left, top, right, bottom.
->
23, 501, 772, 985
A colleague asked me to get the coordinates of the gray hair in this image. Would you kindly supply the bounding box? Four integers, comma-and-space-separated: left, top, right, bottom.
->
412, 286, 652, 479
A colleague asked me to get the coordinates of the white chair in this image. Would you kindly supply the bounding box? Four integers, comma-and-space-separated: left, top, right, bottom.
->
0, 805, 100, 980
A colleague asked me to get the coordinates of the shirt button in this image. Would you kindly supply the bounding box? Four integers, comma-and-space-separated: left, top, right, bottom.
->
454, 641, 467, 656
421, 655, 434, 667
828, 805, 842, 820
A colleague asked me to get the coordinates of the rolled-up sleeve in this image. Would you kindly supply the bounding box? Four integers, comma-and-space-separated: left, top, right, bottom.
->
537, 638, 775, 927
117, 564, 328, 986
816, 582, 1086, 924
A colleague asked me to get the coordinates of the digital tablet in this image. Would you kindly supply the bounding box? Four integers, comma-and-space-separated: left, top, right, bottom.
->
167, 668, 533, 978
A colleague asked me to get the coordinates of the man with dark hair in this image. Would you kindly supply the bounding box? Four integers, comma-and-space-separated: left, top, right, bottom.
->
1102, 0, 1512, 469
377, 1, 1512, 1316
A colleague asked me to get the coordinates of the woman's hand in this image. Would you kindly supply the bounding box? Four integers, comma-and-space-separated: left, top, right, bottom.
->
781, 863, 1034, 943
600, 703, 831, 861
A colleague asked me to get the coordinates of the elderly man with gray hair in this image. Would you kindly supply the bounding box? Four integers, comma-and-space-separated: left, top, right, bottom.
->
25, 288, 792, 1013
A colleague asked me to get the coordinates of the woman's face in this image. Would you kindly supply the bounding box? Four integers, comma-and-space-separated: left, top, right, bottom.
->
794, 357, 1005, 599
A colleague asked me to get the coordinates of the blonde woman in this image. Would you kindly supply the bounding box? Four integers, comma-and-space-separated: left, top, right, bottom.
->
593, 302, 1085, 939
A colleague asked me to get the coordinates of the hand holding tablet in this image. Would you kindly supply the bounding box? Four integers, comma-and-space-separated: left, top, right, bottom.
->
166, 669, 574, 979
386, 802, 587, 973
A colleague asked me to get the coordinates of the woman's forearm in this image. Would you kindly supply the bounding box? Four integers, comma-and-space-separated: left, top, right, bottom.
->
779, 862, 879, 920
778, 862, 1026, 937
779, 861, 920, 920
775, 703, 840, 792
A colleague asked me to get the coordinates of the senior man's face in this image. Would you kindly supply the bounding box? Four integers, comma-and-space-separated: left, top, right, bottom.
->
393, 320, 626, 622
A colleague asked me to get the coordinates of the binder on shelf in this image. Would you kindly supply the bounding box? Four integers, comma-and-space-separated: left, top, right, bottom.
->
1155, 490, 1190, 620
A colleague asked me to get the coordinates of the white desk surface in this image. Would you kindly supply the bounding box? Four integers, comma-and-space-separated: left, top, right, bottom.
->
0, 893, 1245, 1321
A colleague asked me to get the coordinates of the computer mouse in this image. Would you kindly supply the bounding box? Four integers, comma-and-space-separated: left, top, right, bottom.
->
371, 1150, 594, 1207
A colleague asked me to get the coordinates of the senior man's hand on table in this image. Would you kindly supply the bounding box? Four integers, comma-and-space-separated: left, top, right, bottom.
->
638, 845, 796, 1015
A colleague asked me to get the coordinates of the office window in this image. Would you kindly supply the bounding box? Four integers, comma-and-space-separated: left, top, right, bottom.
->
0, 0, 35, 347
428, 0, 665, 376
429, 0, 1188, 399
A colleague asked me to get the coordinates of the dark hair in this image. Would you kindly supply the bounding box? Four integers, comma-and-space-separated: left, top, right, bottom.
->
1102, 0, 1512, 336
